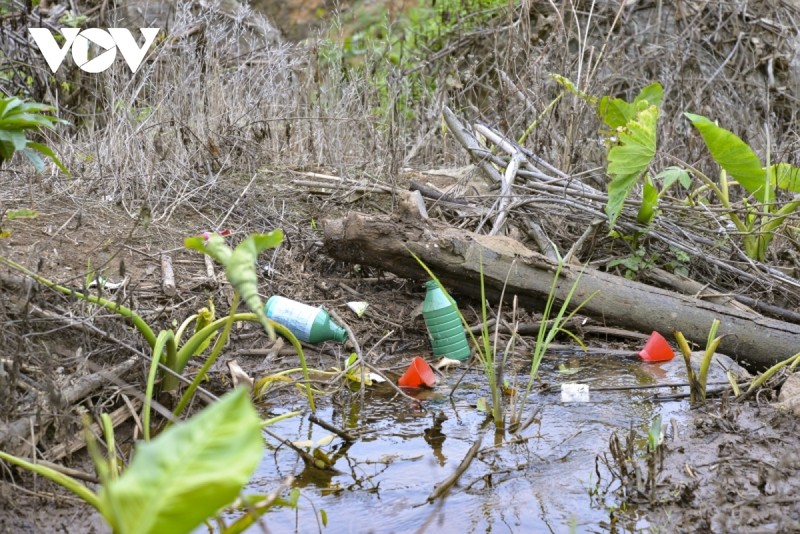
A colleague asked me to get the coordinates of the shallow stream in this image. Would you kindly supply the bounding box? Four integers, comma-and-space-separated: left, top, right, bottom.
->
247, 353, 696, 533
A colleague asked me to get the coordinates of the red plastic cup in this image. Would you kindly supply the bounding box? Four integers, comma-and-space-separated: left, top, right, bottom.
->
639, 331, 675, 362
398, 356, 436, 388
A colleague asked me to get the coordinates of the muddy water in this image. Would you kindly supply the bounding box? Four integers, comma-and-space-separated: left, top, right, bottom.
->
248, 354, 692, 533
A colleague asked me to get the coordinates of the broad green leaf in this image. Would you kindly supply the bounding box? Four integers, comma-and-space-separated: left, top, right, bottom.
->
598, 96, 635, 129
22, 147, 45, 172
684, 113, 768, 203
185, 233, 232, 266
605, 105, 659, 229
633, 82, 663, 108
599, 82, 662, 129
26, 141, 70, 175
102, 388, 264, 534
637, 174, 658, 225
772, 163, 800, 192
0, 97, 23, 118
654, 166, 691, 190
0, 128, 27, 150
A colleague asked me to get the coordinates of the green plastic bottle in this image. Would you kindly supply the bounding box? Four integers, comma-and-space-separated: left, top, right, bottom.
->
265, 296, 347, 343
422, 281, 471, 361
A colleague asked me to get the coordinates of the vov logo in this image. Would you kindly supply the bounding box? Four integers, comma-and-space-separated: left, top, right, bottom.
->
28, 28, 160, 73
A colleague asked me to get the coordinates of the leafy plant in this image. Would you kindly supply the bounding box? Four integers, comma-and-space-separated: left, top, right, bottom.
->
511, 261, 594, 429
0, 231, 317, 434
0, 387, 270, 534
327, 0, 507, 126
673, 319, 725, 403
0, 96, 69, 174
600, 83, 662, 229
552, 78, 674, 229
684, 113, 800, 260
606, 245, 655, 279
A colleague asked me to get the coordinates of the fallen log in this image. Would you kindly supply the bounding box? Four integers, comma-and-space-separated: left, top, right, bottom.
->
323, 213, 800, 368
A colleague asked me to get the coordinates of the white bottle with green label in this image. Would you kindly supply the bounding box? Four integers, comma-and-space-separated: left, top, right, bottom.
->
265, 296, 347, 344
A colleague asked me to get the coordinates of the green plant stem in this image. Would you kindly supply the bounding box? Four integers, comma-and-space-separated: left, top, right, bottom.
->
697, 319, 721, 402
144, 330, 177, 439
101, 413, 118, 480
743, 351, 800, 397
0, 451, 104, 513
0, 255, 157, 348
173, 313, 199, 347
169, 308, 316, 422
518, 92, 563, 145
171, 293, 242, 422
667, 158, 749, 234
261, 411, 302, 427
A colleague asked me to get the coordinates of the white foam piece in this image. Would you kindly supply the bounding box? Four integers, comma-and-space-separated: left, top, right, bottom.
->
561, 383, 590, 403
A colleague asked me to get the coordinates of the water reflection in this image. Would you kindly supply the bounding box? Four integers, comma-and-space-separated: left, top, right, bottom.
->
246, 353, 690, 533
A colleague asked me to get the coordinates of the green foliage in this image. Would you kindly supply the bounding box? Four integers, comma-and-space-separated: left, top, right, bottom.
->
607, 245, 654, 279
552, 78, 668, 230
329, 0, 507, 125
513, 261, 595, 429
0, 230, 317, 425
684, 113, 771, 203
674, 320, 724, 404
646, 414, 662, 452
605, 103, 659, 228
0, 96, 69, 174
685, 113, 800, 260
0, 388, 269, 534
186, 231, 283, 341
598, 82, 663, 130
103, 388, 263, 534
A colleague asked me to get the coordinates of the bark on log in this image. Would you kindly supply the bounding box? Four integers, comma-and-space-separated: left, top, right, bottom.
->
323, 213, 800, 367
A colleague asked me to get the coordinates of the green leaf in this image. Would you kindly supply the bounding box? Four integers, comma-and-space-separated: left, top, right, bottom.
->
227, 232, 283, 339
26, 141, 70, 175
654, 166, 691, 190
598, 82, 662, 129
598, 97, 635, 129
647, 414, 662, 451
637, 174, 658, 225
22, 147, 45, 172
633, 82, 663, 108
102, 388, 264, 534
605, 105, 659, 229
772, 163, 800, 192
684, 113, 769, 203
185, 233, 232, 266
0, 128, 27, 150
607, 255, 642, 272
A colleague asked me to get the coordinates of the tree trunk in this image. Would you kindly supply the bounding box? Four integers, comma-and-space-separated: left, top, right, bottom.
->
323, 213, 800, 367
